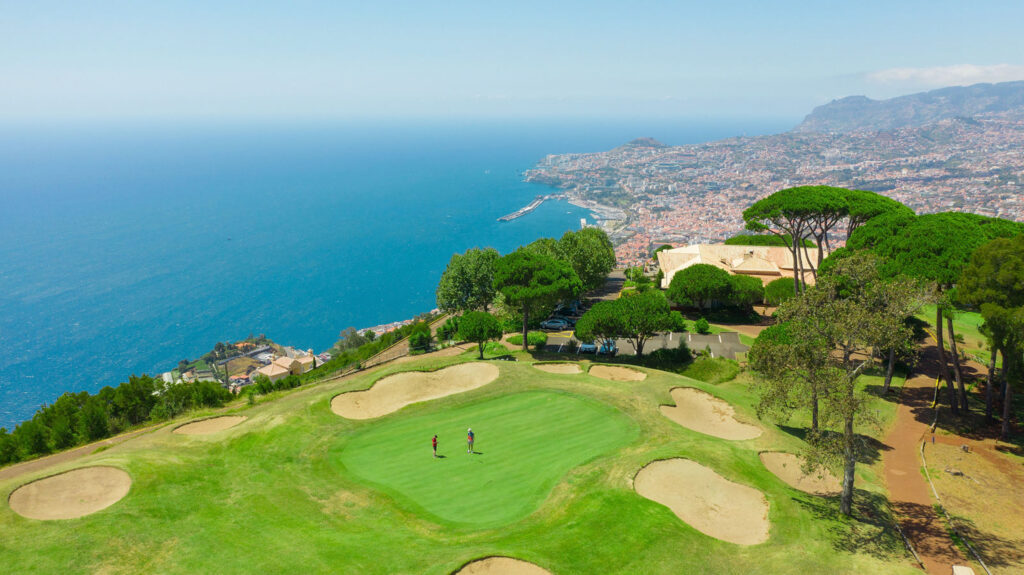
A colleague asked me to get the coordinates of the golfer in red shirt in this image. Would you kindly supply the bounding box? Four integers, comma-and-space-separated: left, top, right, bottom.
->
432, 434, 438, 458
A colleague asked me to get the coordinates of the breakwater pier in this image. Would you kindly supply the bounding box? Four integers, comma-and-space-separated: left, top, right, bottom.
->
498, 195, 551, 221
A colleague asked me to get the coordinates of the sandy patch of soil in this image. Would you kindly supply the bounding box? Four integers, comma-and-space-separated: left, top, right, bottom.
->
660, 387, 761, 440
173, 416, 248, 435
454, 557, 552, 575
8, 466, 132, 520
634, 458, 770, 545
926, 441, 1024, 573
589, 365, 646, 382
533, 363, 582, 375
760, 452, 840, 495
332, 363, 500, 420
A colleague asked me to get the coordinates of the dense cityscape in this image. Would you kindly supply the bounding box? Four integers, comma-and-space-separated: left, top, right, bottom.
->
526, 112, 1024, 266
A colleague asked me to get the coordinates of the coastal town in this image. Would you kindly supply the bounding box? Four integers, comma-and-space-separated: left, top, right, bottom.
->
525, 112, 1024, 266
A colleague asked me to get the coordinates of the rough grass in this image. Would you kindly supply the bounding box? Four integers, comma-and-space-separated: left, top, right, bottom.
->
679, 357, 741, 384
0, 351, 920, 574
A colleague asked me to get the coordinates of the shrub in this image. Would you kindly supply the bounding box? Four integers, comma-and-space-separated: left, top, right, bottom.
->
764, 278, 796, 306
694, 318, 711, 334
506, 331, 548, 350
667, 264, 732, 311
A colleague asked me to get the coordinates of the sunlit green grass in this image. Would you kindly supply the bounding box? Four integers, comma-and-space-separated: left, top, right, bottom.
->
0, 353, 920, 574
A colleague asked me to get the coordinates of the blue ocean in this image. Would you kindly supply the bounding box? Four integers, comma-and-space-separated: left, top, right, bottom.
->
0, 118, 790, 429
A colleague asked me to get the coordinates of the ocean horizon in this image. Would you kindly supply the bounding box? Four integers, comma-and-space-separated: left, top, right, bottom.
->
0, 117, 793, 429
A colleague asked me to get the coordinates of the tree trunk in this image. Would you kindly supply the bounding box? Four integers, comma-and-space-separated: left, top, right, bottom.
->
811, 386, 819, 432
985, 346, 997, 423
1003, 351, 1014, 439
791, 235, 802, 296
936, 307, 959, 415
946, 315, 967, 411
802, 240, 817, 282
521, 308, 529, 352
840, 414, 856, 516
883, 348, 896, 393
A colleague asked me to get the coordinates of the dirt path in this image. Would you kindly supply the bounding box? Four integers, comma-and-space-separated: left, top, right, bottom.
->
883, 344, 967, 574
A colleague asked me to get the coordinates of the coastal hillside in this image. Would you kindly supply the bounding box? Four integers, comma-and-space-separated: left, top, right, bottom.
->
795, 80, 1024, 133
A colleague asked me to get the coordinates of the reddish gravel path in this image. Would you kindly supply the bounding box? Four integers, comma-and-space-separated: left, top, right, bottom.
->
883, 344, 967, 574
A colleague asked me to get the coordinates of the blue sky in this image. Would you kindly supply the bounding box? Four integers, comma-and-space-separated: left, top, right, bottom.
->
4, 0, 1024, 121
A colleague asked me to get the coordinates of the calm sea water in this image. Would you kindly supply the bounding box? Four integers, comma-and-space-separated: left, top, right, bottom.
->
0, 118, 791, 428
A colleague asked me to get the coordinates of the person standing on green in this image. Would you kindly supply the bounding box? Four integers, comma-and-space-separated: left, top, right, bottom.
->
432, 434, 438, 458
467, 428, 475, 454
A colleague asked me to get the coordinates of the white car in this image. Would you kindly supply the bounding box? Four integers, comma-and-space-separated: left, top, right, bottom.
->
540, 318, 571, 330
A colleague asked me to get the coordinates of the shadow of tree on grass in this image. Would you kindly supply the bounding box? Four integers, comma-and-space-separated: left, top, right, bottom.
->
795, 489, 908, 560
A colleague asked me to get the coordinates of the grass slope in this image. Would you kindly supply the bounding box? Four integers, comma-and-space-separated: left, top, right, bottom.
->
340, 391, 637, 526
0, 352, 920, 574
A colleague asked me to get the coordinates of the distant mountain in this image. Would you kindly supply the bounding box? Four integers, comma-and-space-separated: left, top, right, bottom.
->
794, 80, 1024, 133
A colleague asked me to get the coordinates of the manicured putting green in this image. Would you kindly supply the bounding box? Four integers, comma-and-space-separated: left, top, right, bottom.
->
339, 390, 638, 526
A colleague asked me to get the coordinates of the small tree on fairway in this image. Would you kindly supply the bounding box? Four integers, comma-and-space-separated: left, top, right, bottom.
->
763, 253, 924, 516
666, 264, 732, 311
458, 311, 503, 359
493, 249, 582, 351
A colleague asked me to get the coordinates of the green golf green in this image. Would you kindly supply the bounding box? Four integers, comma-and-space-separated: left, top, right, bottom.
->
338, 390, 638, 527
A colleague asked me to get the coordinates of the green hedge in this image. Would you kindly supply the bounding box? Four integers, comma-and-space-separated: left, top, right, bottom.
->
506, 331, 548, 350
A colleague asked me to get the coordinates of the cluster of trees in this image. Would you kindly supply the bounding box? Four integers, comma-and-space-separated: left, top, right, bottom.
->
846, 210, 1024, 428
750, 253, 927, 516
665, 263, 765, 311
747, 185, 1024, 516
743, 186, 912, 294
723, 233, 816, 248
435, 228, 616, 351
0, 376, 231, 466
573, 290, 684, 356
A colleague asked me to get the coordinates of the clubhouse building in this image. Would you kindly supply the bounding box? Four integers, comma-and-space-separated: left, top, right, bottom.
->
656, 244, 824, 288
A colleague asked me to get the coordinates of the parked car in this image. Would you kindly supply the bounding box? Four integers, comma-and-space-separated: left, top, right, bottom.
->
597, 340, 618, 356
577, 342, 597, 354
540, 318, 571, 331
551, 314, 576, 327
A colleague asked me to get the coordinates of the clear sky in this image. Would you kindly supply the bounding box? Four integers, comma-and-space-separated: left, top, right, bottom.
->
4, 0, 1024, 122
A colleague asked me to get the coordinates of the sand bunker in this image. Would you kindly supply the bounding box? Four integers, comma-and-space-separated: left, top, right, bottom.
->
589, 365, 646, 382
533, 363, 582, 375
660, 387, 761, 440
454, 557, 552, 575
173, 415, 247, 435
8, 466, 132, 520
760, 452, 840, 495
332, 363, 500, 420
634, 458, 770, 545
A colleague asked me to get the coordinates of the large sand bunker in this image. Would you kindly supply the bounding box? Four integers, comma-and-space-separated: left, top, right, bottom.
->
660, 387, 761, 440
589, 365, 646, 382
173, 415, 247, 435
454, 557, 552, 575
634, 458, 770, 545
8, 466, 132, 520
760, 452, 840, 495
332, 363, 500, 419
533, 363, 582, 375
